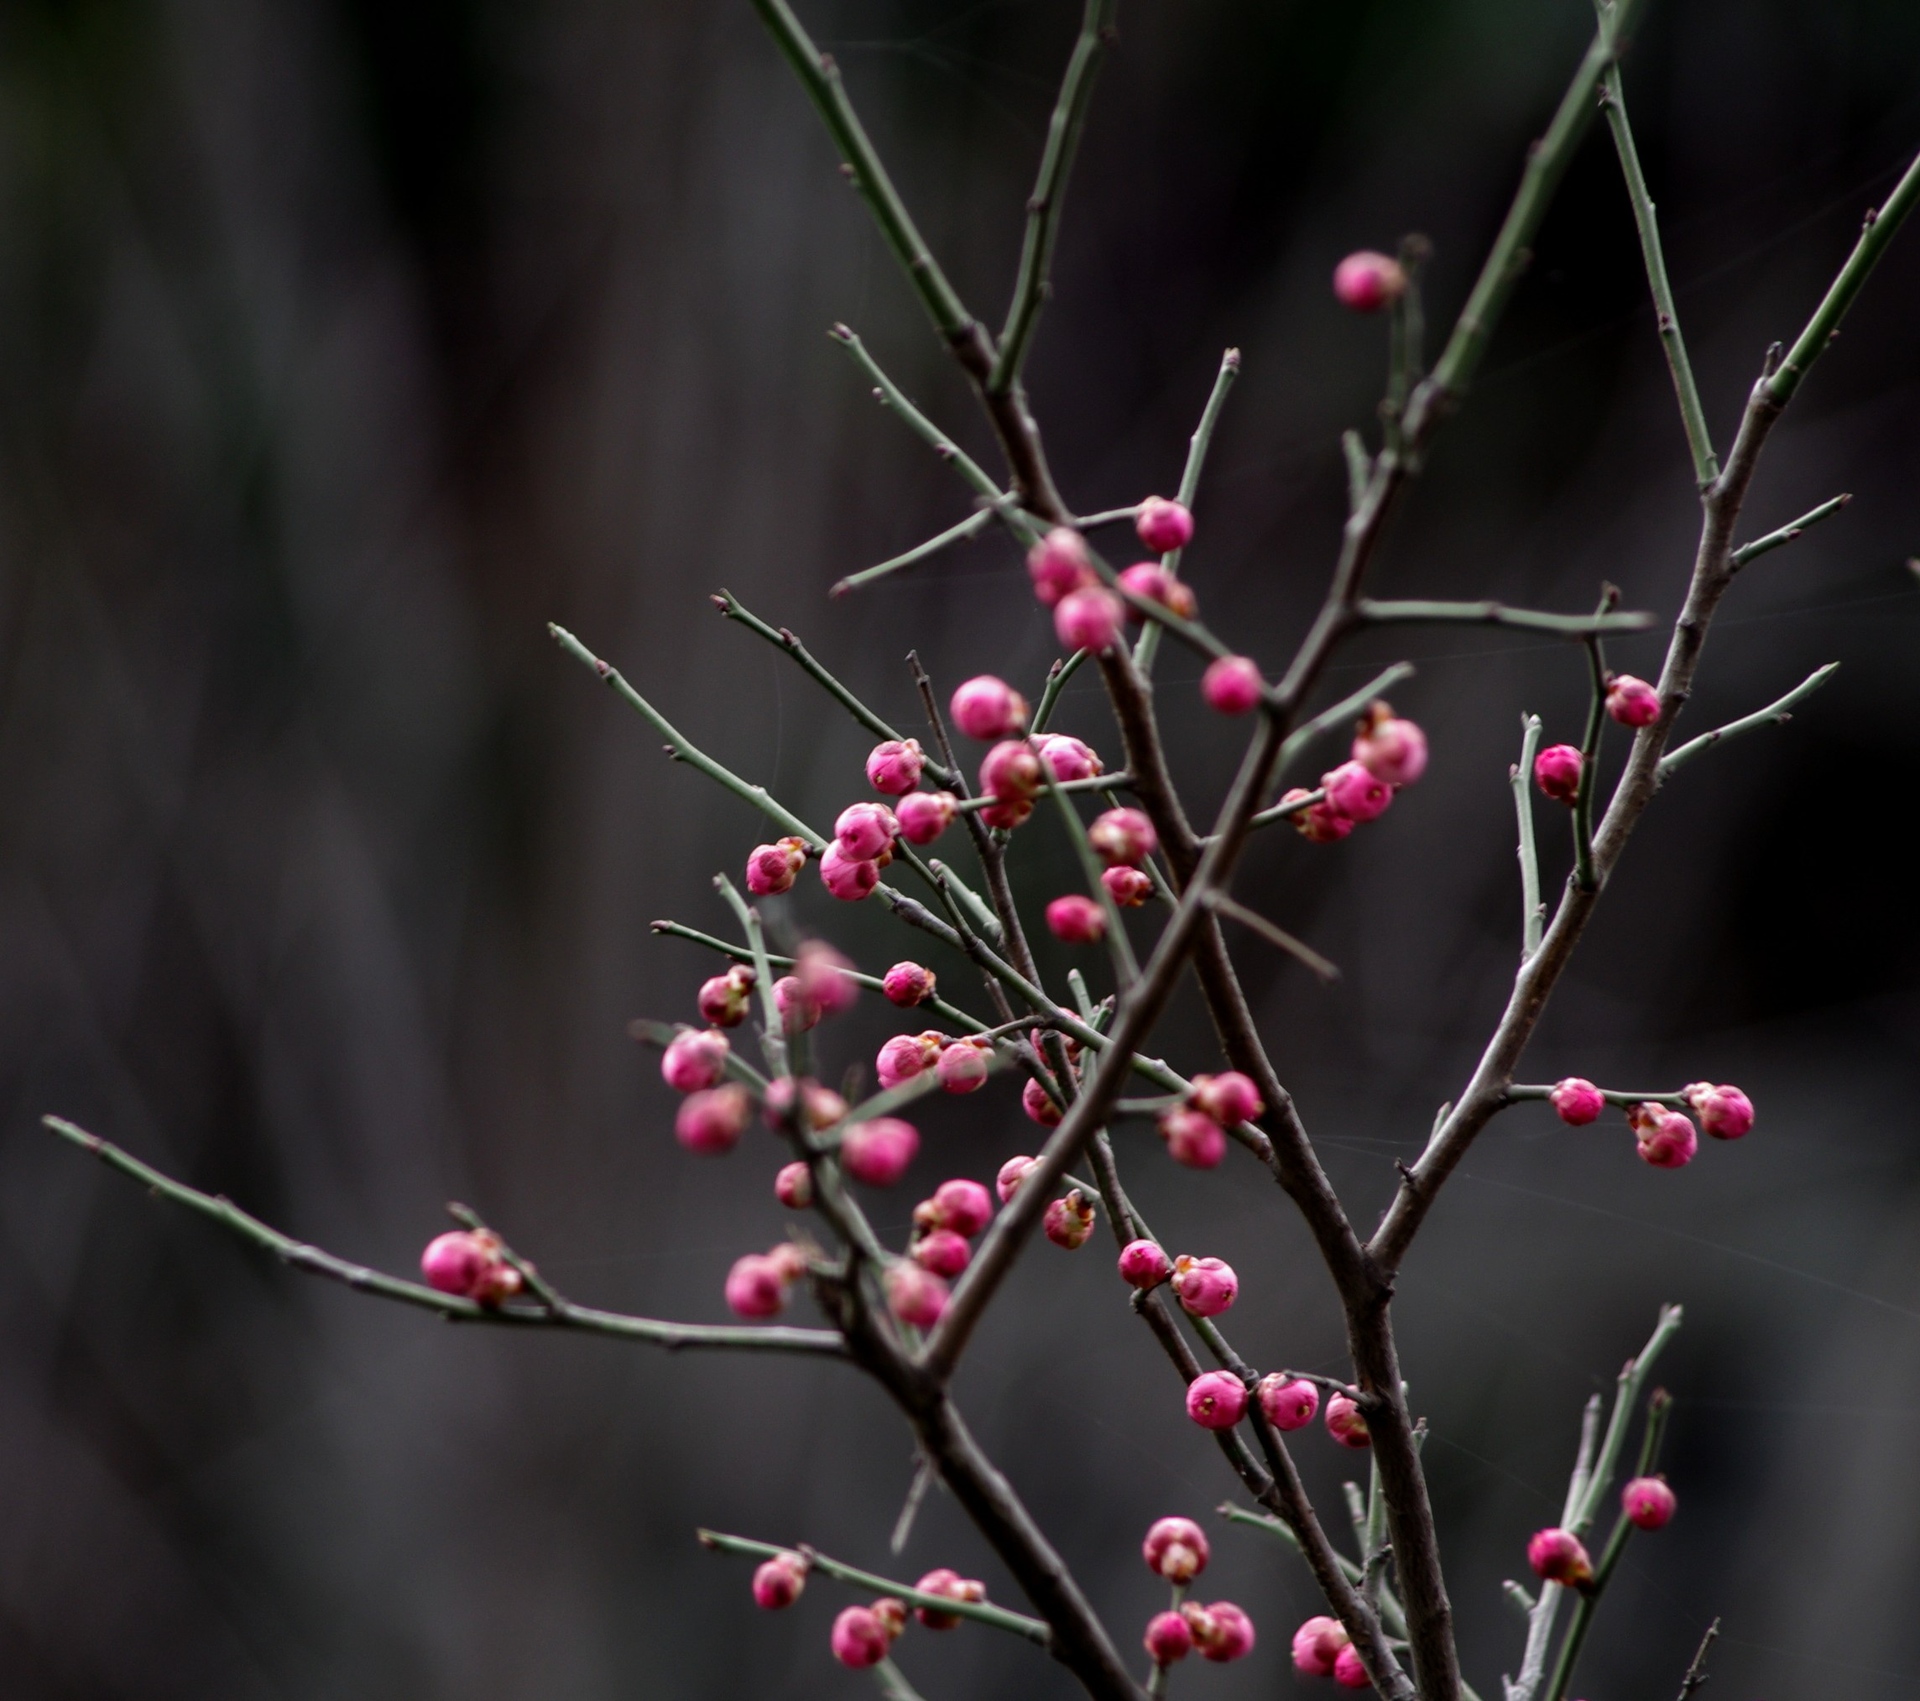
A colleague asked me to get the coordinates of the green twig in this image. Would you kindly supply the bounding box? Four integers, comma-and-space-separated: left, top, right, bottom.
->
1208, 892, 1339, 981
829, 325, 1010, 511
1031, 648, 1092, 734
1354, 599, 1652, 637
715, 874, 788, 1077
1729, 493, 1851, 568
1040, 756, 1140, 989
1657, 662, 1837, 778
1513, 714, 1545, 959
832, 509, 995, 596
1275, 661, 1418, 780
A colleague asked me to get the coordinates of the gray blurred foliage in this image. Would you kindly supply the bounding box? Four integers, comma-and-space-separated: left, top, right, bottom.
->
2, 0, 1919, 1696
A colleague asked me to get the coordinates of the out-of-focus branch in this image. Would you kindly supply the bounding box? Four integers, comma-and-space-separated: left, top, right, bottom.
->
1353, 599, 1652, 637
1512, 714, 1545, 959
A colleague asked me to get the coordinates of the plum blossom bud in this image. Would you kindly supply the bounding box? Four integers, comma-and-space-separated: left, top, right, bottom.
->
1144, 1611, 1193, 1666
762, 1076, 847, 1132
835, 801, 898, 863
979, 795, 1033, 831
931, 1178, 993, 1237
661, 1028, 730, 1092
774, 1161, 814, 1210
819, 841, 880, 902
842, 1117, 920, 1186
1258, 1374, 1320, 1432
1172, 1254, 1239, 1318
1527, 1527, 1594, 1588
745, 836, 808, 896
421, 1231, 491, 1298
886, 1260, 949, 1327
1088, 807, 1157, 867
1104, 866, 1153, 907
1325, 1392, 1371, 1449
1044, 1190, 1096, 1250
766, 1242, 808, 1285
1055, 585, 1126, 654
1190, 1072, 1262, 1127
1606, 674, 1662, 728
866, 737, 925, 795
1323, 760, 1394, 824
1022, 1076, 1064, 1126
1353, 701, 1429, 787
1203, 654, 1264, 714
936, 1038, 991, 1095
725, 1253, 787, 1318
870, 1598, 908, 1640
1136, 496, 1195, 556
912, 1228, 971, 1278
1047, 894, 1107, 944
1534, 744, 1584, 804
1332, 1642, 1372, 1688
950, 676, 1028, 741
773, 976, 820, 1034
1549, 1078, 1606, 1126
1186, 1370, 1249, 1430
1333, 249, 1407, 312
790, 941, 857, 1017
996, 1155, 1038, 1202
882, 961, 937, 1007
980, 740, 1043, 804
1143, 1516, 1210, 1581
1160, 1104, 1228, 1169
675, 1083, 752, 1154
1118, 562, 1198, 620
876, 1031, 942, 1089
697, 965, 756, 1027
1684, 1082, 1754, 1140
1284, 787, 1355, 843
1034, 733, 1103, 783
1187, 1601, 1255, 1663
1633, 1105, 1698, 1169
1622, 1476, 1677, 1530
830, 1605, 890, 1669
896, 790, 958, 845
1292, 1615, 1350, 1676
1118, 1239, 1173, 1289
913, 1568, 985, 1630
752, 1551, 808, 1610
1028, 527, 1096, 606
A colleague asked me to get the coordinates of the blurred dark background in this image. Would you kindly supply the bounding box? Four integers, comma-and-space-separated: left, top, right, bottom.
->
3, 0, 1918, 1696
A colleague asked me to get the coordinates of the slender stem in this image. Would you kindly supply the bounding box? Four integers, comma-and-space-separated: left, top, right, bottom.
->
1273, 661, 1418, 780
1032, 647, 1092, 735
1572, 632, 1608, 892
1729, 492, 1851, 568
1513, 714, 1545, 959
830, 325, 1010, 511
1041, 756, 1139, 988
874, 1657, 930, 1701
1354, 599, 1652, 637
833, 509, 996, 597
1208, 892, 1339, 982
1571, 1306, 1682, 1535
1675, 1620, 1722, 1701
444, 1202, 565, 1311
1657, 661, 1837, 777
954, 772, 1118, 814
716, 874, 788, 1078
1508, 1084, 1689, 1109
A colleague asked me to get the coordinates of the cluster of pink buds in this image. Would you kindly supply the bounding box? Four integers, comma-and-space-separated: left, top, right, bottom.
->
420, 1228, 524, 1305
830, 1598, 906, 1668
1549, 1077, 1752, 1169
763, 1076, 848, 1132
1684, 1080, 1755, 1139
822, 804, 892, 901
745, 835, 809, 896
726, 1241, 809, 1318
912, 1567, 987, 1629
1118, 561, 1197, 621
1333, 249, 1409, 313
980, 739, 1042, 831
1293, 1614, 1369, 1688
1284, 700, 1428, 843
907, 1177, 995, 1280
1629, 1102, 1698, 1169
875, 1029, 993, 1095
1116, 1242, 1243, 1319
1139, 1516, 1255, 1668
1157, 1070, 1263, 1170
795, 1567, 989, 1666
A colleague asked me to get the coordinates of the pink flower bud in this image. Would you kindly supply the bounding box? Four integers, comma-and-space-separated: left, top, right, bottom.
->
745, 836, 809, 896
1143, 1516, 1211, 1581
996, 1154, 1037, 1202
1160, 1104, 1228, 1168
1527, 1527, 1594, 1587
1332, 1641, 1372, 1688
978, 795, 1033, 831
1186, 1370, 1248, 1430
1292, 1615, 1350, 1676
1284, 786, 1355, 843
1055, 585, 1126, 654
1118, 1239, 1173, 1289
421, 1230, 491, 1298
980, 739, 1043, 803
830, 1605, 890, 1669
774, 975, 820, 1034
1203, 654, 1264, 714
675, 1082, 752, 1154
1258, 1374, 1320, 1432
1325, 1392, 1371, 1449
1172, 1254, 1239, 1318
1534, 744, 1584, 804
913, 1568, 985, 1630
912, 1227, 972, 1278
774, 1160, 814, 1209
697, 965, 756, 1027
818, 840, 880, 901
1118, 562, 1198, 620
762, 1076, 847, 1131
1144, 1610, 1193, 1666
865, 737, 925, 796
870, 1597, 908, 1641
1188, 1600, 1255, 1663
1633, 1106, 1698, 1169
767, 1241, 808, 1284
1034, 733, 1103, 782
896, 790, 958, 845
1028, 527, 1096, 606
885, 1260, 949, 1327
1088, 807, 1157, 867
881, 961, 937, 1007
1353, 701, 1429, 787
841, 1116, 920, 1186
930, 1178, 993, 1237
876, 1031, 942, 1089
1136, 496, 1195, 556
1549, 1078, 1606, 1126
724, 1252, 787, 1318
936, 1038, 991, 1094
1605, 674, 1662, 728
1103, 866, 1153, 907
795, 941, 858, 1017
751, 1551, 808, 1610
1044, 1190, 1096, 1250
1333, 249, 1408, 312
1323, 760, 1394, 824
1022, 1076, 1064, 1126
950, 675, 1028, 741
1684, 1082, 1754, 1140
835, 800, 898, 862
1190, 1071, 1262, 1127
1622, 1475, 1677, 1530
1046, 894, 1107, 944
662, 1028, 730, 1092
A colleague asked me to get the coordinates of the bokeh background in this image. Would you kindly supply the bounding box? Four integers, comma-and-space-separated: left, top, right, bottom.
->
3, 0, 1918, 1696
